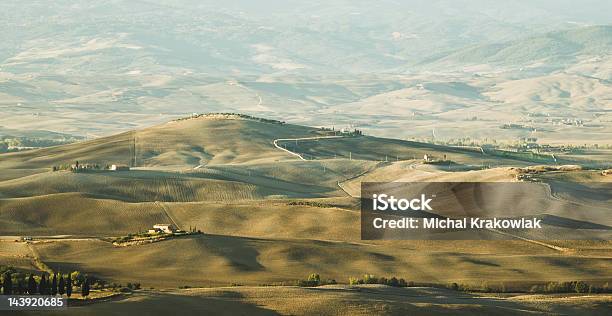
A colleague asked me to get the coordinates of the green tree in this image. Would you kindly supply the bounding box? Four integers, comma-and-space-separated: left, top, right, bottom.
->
27, 274, 37, 295
378, 277, 388, 285
70, 271, 83, 287
81, 277, 90, 298
398, 278, 407, 287
16, 278, 24, 295
574, 281, 589, 293
363, 274, 377, 284
58, 275, 65, 296
388, 277, 399, 287
38, 274, 47, 295
2, 272, 12, 295
51, 273, 58, 296
307, 273, 321, 286
66, 274, 72, 297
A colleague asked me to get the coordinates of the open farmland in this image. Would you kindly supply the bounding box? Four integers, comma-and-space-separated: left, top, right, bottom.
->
31, 236, 612, 289
0, 115, 610, 314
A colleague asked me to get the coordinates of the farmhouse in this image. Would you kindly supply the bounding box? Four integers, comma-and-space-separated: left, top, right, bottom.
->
423, 154, 436, 162
110, 164, 130, 171
148, 224, 176, 234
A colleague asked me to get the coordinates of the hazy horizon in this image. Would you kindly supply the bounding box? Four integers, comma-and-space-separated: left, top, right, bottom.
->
1, 0, 611, 143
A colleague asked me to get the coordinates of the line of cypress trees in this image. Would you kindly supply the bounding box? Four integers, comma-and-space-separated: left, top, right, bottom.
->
3, 271, 100, 298
3, 272, 72, 296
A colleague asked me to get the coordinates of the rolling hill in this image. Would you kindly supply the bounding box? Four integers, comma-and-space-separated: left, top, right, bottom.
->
0, 114, 610, 315
417, 25, 612, 70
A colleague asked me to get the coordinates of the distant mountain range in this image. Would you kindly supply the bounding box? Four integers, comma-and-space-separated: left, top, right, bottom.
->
415, 25, 611, 72
0, 1, 610, 143
1, 1, 610, 75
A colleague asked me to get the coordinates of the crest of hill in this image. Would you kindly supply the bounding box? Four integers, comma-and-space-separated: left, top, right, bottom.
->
417, 25, 611, 69
0, 113, 560, 174
0, 114, 317, 170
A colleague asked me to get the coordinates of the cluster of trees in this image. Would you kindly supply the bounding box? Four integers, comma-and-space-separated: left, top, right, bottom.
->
0, 137, 80, 153
349, 274, 410, 287
296, 273, 611, 294
175, 112, 286, 125
297, 273, 336, 287
318, 127, 364, 136
286, 201, 334, 208
297, 273, 411, 288
52, 161, 102, 172
446, 281, 611, 293
530, 281, 610, 294
112, 227, 201, 244
1, 271, 91, 298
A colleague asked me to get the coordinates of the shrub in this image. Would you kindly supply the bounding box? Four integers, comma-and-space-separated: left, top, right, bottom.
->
398, 279, 407, 287
70, 271, 84, 287
297, 273, 322, 287
308, 273, 321, 284
574, 281, 589, 293
363, 274, 378, 284
349, 277, 360, 285
481, 281, 491, 293
388, 277, 399, 287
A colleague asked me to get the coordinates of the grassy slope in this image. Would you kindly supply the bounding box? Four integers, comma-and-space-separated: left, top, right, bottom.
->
15, 286, 612, 316
0, 116, 318, 172
0, 115, 542, 177
276, 136, 544, 167
33, 235, 612, 288
0, 116, 609, 309
0, 193, 171, 235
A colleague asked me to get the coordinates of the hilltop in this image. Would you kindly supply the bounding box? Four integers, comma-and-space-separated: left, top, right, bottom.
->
0, 114, 316, 172
0, 113, 545, 177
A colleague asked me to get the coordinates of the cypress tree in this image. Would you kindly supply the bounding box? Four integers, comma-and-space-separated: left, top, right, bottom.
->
27, 274, 37, 295
17, 278, 24, 295
51, 273, 58, 296
66, 274, 72, 297
81, 277, 90, 298
58, 275, 65, 296
2, 272, 12, 295
38, 274, 47, 295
